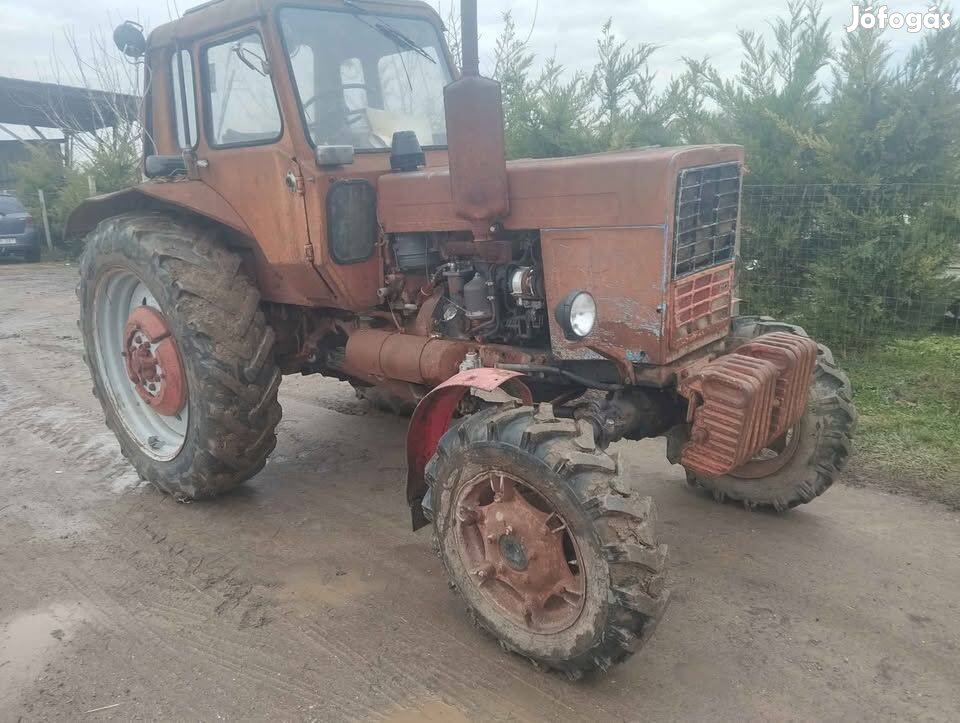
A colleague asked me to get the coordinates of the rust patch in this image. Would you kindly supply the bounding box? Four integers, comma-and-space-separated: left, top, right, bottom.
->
668, 263, 734, 355
122, 306, 186, 417
453, 469, 585, 633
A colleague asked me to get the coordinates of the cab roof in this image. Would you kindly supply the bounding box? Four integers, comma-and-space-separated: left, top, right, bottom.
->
148, 0, 443, 49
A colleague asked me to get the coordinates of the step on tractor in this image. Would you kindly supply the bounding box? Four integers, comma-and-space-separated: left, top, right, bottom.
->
71, 0, 857, 677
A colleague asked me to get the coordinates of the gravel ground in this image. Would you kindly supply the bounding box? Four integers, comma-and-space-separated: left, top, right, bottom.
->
1, 261, 958, 721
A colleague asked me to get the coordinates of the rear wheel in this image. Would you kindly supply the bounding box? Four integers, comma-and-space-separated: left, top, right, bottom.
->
428, 403, 669, 677
685, 317, 857, 510
79, 212, 282, 499
24, 245, 41, 262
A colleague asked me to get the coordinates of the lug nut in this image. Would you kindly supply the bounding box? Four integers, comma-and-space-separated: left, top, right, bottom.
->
474, 563, 494, 580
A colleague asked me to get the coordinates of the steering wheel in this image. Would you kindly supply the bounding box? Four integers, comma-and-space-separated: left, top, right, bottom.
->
301, 87, 367, 136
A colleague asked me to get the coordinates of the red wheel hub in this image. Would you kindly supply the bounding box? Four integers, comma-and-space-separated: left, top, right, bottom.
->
455, 471, 585, 633
122, 306, 186, 417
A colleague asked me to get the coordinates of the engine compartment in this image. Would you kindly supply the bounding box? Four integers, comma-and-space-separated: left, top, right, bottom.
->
381, 231, 550, 348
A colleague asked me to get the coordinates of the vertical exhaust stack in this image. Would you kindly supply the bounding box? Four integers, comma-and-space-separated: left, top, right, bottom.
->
443, 0, 510, 237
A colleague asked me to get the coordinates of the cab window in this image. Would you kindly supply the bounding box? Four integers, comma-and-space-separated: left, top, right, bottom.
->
204, 32, 282, 147
278, 8, 451, 150
171, 49, 197, 148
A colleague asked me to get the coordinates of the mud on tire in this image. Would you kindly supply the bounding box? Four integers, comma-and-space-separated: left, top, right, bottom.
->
78, 212, 282, 499
427, 402, 669, 677
685, 316, 858, 511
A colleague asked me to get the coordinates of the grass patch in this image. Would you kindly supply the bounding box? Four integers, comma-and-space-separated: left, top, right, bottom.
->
843, 334, 960, 508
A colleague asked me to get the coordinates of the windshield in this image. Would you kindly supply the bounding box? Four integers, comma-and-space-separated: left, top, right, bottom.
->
278, 7, 452, 150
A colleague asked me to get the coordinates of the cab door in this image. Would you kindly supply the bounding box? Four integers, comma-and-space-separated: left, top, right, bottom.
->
193, 28, 325, 306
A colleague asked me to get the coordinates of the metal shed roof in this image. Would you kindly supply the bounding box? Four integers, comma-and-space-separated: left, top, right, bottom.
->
0, 76, 139, 133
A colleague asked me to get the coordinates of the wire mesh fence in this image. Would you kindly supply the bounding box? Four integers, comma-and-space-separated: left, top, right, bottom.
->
738, 183, 960, 354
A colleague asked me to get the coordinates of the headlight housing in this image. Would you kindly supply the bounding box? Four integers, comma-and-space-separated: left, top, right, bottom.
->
555, 291, 597, 340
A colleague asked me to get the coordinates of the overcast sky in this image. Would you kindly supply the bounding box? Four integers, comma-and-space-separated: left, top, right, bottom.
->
0, 0, 941, 137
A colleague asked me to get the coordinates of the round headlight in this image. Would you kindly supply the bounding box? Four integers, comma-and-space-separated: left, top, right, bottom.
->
556, 291, 597, 340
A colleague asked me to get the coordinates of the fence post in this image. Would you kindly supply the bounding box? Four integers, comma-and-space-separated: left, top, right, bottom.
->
87, 175, 97, 197
37, 188, 53, 251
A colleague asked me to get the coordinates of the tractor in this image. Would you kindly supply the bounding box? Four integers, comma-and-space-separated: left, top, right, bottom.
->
69, 0, 857, 677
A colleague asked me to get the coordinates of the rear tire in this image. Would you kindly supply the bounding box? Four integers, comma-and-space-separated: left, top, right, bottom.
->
24, 245, 41, 262
685, 317, 857, 510
428, 402, 669, 677
79, 212, 282, 499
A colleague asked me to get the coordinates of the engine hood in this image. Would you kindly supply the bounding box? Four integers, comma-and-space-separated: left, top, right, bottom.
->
377, 144, 745, 233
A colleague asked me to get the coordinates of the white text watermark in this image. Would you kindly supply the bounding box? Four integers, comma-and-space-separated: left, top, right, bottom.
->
846, 5, 952, 32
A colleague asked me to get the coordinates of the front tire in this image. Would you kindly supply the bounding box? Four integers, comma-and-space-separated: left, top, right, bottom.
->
428, 403, 669, 677
79, 212, 282, 499
685, 317, 857, 510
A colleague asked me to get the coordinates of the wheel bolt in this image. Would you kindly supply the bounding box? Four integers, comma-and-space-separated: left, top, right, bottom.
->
474, 563, 494, 581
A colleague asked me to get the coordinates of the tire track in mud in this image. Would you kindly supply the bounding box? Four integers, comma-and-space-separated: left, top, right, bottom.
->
0, 281, 584, 721
0, 376, 133, 483
3, 478, 386, 718
0, 380, 577, 720
0, 378, 490, 718
0, 370, 385, 716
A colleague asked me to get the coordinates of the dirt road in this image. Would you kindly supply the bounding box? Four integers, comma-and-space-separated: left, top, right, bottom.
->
1, 261, 958, 721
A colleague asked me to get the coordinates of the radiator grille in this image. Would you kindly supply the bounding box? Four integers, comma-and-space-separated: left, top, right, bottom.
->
674, 162, 742, 278
669, 264, 733, 352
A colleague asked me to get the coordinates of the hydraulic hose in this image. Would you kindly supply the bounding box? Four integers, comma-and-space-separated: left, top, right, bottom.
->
494, 363, 624, 392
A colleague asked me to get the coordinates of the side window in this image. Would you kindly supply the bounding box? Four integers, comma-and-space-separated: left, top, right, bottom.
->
289, 43, 315, 126
171, 49, 197, 148
204, 33, 282, 147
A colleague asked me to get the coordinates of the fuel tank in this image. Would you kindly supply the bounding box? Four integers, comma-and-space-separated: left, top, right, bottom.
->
338, 329, 472, 387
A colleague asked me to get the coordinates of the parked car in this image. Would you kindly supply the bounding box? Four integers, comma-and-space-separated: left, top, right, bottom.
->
0, 191, 40, 262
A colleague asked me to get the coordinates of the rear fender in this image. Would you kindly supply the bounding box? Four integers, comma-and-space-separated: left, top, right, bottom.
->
406, 368, 532, 530
64, 182, 252, 240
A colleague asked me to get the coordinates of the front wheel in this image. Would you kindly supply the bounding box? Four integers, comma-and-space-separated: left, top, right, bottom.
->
685, 317, 857, 510
427, 403, 669, 677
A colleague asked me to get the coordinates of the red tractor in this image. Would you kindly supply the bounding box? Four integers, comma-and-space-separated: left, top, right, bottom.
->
70, 0, 856, 676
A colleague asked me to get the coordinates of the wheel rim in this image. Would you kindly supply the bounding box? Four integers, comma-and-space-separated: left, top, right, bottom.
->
729, 425, 802, 479
93, 269, 188, 461
453, 470, 585, 634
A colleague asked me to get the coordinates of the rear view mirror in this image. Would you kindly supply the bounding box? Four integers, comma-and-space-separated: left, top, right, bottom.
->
315, 145, 355, 167
145, 155, 187, 178
113, 21, 146, 59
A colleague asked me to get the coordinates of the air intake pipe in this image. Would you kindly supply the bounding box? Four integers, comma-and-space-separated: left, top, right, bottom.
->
443, 0, 510, 237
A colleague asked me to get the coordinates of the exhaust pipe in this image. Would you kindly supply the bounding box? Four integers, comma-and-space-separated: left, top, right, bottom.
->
460, 0, 479, 77
443, 0, 510, 235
